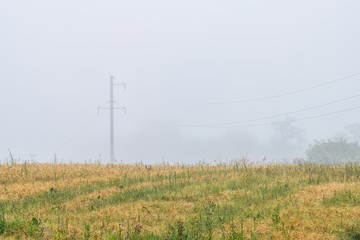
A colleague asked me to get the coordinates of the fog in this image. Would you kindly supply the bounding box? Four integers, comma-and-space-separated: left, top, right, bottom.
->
1, 1, 360, 164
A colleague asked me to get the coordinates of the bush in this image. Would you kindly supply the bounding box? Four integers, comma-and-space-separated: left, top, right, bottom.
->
306, 138, 360, 164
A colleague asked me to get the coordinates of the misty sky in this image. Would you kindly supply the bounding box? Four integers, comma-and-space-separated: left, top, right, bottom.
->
1, 1, 360, 164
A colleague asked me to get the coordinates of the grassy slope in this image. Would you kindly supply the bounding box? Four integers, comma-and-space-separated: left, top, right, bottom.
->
0, 162, 360, 239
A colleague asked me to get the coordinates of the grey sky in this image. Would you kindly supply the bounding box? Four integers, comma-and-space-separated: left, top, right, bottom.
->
1, 1, 360, 163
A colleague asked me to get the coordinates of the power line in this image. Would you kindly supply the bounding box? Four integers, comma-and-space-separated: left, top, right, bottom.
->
53, 72, 360, 154
127, 93, 360, 127
222, 106, 360, 128
181, 72, 360, 104
134, 71, 360, 105
126, 105, 360, 129
53, 114, 100, 153
195, 94, 360, 126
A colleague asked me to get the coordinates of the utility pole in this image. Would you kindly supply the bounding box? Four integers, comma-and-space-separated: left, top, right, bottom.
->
110, 75, 114, 164
98, 75, 126, 164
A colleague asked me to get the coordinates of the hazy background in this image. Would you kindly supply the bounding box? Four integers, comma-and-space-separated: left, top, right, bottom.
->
1, 0, 360, 164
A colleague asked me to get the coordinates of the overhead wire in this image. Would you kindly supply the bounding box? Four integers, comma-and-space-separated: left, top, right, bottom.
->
52, 114, 101, 153
133, 71, 360, 105
126, 105, 360, 129
125, 93, 360, 128
52, 71, 360, 155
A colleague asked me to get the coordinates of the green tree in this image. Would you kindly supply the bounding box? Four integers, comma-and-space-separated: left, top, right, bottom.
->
306, 138, 360, 164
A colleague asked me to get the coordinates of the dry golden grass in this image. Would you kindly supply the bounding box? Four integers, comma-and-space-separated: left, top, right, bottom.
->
0, 162, 360, 239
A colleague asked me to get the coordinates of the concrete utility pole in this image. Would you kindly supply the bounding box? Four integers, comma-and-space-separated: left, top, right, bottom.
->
98, 75, 126, 164
110, 75, 115, 164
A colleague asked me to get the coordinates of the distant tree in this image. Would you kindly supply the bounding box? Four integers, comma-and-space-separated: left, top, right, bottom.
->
272, 117, 304, 145
306, 138, 360, 164
345, 123, 360, 142
267, 118, 305, 159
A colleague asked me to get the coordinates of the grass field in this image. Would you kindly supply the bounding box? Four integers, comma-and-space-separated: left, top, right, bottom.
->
1, 160, 360, 239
